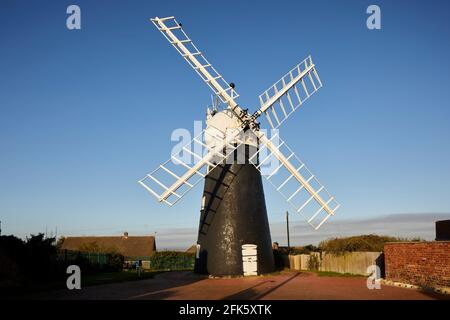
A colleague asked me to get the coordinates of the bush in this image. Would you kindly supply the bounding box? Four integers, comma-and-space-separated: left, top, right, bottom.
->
287, 245, 320, 255
308, 254, 321, 271
108, 252, 124, 272
25, 234, 58, 280
150, 251, 195, 270
0, 236, 26, 287
0, 233, 65, 291
318, 234, 424, 254
272, 249, 285, 270
0, 233, 126, 293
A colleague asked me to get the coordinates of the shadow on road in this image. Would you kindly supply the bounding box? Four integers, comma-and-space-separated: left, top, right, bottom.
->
34, 271, 204, 300
222, 272, 301, 300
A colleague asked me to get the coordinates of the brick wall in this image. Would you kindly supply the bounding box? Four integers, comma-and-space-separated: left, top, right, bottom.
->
384, 242, 450, 288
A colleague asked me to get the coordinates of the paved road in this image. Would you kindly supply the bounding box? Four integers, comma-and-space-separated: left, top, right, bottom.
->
38, 271, 448, 300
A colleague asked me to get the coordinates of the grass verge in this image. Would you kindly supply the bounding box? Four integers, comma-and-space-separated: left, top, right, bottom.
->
81, 270, 164, 287
310, 270, 366, 277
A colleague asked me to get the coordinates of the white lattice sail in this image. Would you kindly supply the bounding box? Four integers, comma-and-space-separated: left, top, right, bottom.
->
139, 128, 245, 206
257, 56, 323, 129
251, 131, 340, 229
151, 16, 240, 107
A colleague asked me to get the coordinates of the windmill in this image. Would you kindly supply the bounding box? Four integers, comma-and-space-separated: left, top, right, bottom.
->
140, 16, 340, 276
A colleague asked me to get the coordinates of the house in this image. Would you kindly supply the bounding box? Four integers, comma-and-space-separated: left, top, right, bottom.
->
60, 232, 156, 259
185, 244, 197, 254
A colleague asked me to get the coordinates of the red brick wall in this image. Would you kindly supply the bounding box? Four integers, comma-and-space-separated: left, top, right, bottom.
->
384, 242, 450, 288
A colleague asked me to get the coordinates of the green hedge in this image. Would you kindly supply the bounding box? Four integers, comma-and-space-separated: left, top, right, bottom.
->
319, 234, 425, 254
287, 245, 320, 255
150, 251, 195, 270
58, 250, 124, 273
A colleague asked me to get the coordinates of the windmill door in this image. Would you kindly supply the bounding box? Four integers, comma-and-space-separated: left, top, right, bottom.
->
242, 244, 258, 276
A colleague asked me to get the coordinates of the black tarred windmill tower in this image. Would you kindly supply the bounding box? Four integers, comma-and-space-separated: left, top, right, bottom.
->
140, 16, 340, 276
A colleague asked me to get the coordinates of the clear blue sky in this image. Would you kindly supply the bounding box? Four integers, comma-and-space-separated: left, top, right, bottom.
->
1, 0, 450, 241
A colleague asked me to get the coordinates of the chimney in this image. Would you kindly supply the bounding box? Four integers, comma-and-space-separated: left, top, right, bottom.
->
123, 232, 129, 239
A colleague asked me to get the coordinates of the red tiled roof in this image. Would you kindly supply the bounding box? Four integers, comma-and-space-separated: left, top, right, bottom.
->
61, 235, 156, 258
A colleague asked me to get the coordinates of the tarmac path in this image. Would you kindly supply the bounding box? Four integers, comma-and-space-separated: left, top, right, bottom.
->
37, 271, 449, 300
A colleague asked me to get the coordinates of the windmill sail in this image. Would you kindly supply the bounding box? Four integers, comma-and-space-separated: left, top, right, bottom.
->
251, 130, 340, 230
139, 127, 245, 206
255, 55, 322, 129
151, 16, 240, 110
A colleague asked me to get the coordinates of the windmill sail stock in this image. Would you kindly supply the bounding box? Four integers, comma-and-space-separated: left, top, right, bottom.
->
142, 16, 339, 230
151, 16, 240, 111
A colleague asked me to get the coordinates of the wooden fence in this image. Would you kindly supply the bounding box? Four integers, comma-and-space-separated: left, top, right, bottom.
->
285, 251, 383, 275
